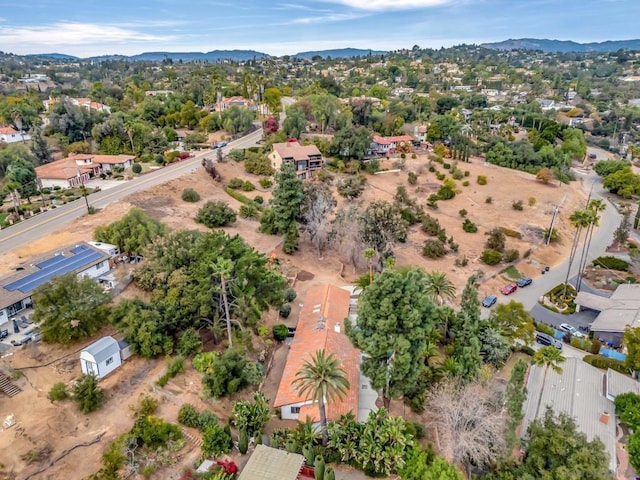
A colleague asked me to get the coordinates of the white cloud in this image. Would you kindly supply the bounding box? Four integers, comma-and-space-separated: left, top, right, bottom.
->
290, 12, 369, 23
321, 0, 454, 9
0, 22, 176, 55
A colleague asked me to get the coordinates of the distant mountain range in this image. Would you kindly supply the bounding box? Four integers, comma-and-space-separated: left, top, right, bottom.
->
480, 38, 640, 53
292, 48, 386, 59
26, 47, 385, 63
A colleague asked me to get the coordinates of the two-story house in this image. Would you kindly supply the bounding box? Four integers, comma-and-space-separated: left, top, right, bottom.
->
370, 135, 414, 155
269, 140, 323, 179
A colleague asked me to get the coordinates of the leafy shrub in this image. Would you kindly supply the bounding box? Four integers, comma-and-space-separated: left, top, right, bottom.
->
452, 170, 464, 180
244, 153, 275, 176
614, 393, 640, 428
228, 177, 244, 189
365, 159, 380, 174
228, 149, 245, 162
485, 196, 492, 204
462, 180, 470, 186
486, 227, 506, 252
592, 256, 629, 271
202, 350, 262, 398
48, 382, 69, 401
132, 163, 142, 174
202, 425, 232, 457
423, 239, 446, 258
157, 356, 185, 387
135, 396, 158, 417
181, 188, 200, 202
512, 200, 524, 211
72, 374, 104, 413
408, 172, 418, 185
239, 202, 260, 219
279, 304, 292, 318
426, 193, 439, 209
284, 288, 297, 302
583, 354, 627, 374
477, 175, 488, 185
132, 415, 182, 449
481, 249, 502, 265
178, 328, 202, 357
504, 249, 520, 262
428, 166, 436, 173
195, 201, 237, 228
458, 209, 468, 217
528, 196, 537, 207
225, 187, 252, 204
437, 183, 456, 200
435, 171, 446, 181
443, 163, 451, 170
421, 214, 442, 236
241, 181, 255, 192
254, 195, 264, 204
272, 323, 289, 341
337, 175, 366, 200
259, 177, 273, 189
464, 170, 470, 177
178, 404, 218, 431
462, 219, 478, 233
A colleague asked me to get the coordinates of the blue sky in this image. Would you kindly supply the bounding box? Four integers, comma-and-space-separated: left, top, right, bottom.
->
0, 0, 636, 57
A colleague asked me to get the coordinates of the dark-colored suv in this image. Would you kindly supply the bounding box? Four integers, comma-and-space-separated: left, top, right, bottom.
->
535, 332, 562, 349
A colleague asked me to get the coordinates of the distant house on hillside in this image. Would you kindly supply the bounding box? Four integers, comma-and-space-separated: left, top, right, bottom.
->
370, 135, 413, 155
43, 96, 111, 114
268, 140, 323, 180
35, 153, 135, 189
0, 127, 30, 144
274, 284, 361, 423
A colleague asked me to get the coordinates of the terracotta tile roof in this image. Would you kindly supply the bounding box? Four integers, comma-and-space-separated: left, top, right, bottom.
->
272, 141, 322, 162
372, 135, 413, 145
274, 285, 360, 422
35, 157, 97, 180
0, 127, 19, 135
69, 153, 135, 165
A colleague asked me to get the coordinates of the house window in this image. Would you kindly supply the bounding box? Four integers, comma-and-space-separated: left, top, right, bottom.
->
105, 357, 114, 365
96, 261, 104, 269
290, 406, 301, 414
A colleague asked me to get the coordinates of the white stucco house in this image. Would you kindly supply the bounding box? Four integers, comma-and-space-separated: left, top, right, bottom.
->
35, 153, 135, 189
80, 336, 131, 379
0, 127, 30, 144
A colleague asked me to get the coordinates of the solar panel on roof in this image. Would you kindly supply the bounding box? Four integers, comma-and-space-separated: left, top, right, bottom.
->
5, 247, 104, 293
70, 245, 90, 254
35, 253, 66, 270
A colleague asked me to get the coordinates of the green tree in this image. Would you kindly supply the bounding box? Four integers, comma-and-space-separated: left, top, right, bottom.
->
260, 163, 303, 236
94, 207, 167, 256
532, 347, 565, 417
512, 408, 614, 480
347, 267, 439, 407
4, 156, 37, 202
32, 273, 111, 344
359, 200, 407, 267
479, 327, 511, 368
30, 127, 51, 164
72, 374, 104, 413
603, 167, 640, 198
310, 93, 341, 134
202, 424, 231, 457
561, 128, 587, 160
424, 271, 456, 305
110, 299, 173, 358
562, 208, 594, 299
232, 391, 271, 437
294, 349, 350, 446
195, 201, 237, 228
623, 327, 640, 376
328, 125, 372, 161
398, 446, 464, 480
282, 104, 308, 139
488, 300, 536, 346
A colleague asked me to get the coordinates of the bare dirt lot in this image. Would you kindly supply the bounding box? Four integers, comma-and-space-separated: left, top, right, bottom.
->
0, 153, 587, 478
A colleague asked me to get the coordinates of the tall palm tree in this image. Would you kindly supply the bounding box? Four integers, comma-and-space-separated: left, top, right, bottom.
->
293, 349, 350, 446
532, 346, 565, 418
576, 199, 606, 291
363, 248, 376, 285
424, 271, 456, 305
212, 258, 234, 348
562, 209, 593, 300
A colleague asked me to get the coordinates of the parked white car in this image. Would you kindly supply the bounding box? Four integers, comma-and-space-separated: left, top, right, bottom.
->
559, 323, 585, 338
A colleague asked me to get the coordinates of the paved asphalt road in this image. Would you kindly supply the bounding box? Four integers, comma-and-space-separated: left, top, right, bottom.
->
0, 128, 264, 254
485, 157, 622, 332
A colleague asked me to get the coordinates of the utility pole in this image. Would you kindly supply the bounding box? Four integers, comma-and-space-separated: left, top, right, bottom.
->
80, 182, 91, 214
546, 205, 560, 245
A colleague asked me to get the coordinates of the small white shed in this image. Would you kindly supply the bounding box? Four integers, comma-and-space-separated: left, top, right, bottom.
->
80, 336, 122, 379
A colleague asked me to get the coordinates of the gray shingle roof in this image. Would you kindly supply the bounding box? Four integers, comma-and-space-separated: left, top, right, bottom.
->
521, 358, 617, 472
82, 336, 119, 364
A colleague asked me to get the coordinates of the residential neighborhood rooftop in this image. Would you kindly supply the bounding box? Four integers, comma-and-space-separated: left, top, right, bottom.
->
521, 358, 617, 472
580, 285, 640, 333
271, 141, 322, 162
237, 445, 305, 480
0, 242, 109, 310
274, 284, 360, 422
